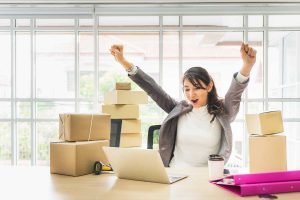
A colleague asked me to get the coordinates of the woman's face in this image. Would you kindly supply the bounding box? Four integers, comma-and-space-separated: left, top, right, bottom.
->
183, 79, 212, 108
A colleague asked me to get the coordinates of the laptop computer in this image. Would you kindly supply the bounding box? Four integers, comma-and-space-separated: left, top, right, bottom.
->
103, 146, 187, 184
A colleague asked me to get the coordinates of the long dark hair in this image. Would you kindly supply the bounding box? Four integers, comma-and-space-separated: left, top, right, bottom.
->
182, 66, 225, 122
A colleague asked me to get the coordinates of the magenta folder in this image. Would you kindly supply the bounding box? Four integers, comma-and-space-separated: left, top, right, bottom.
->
211, 170, 300, 196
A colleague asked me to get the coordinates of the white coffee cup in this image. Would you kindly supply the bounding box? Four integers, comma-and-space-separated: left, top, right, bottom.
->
208, 154, 224, 181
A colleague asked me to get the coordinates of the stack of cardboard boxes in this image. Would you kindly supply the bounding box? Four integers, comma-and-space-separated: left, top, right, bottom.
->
246, 111, 287, 173
102, 82, 148, 147
50, 113, 111, 176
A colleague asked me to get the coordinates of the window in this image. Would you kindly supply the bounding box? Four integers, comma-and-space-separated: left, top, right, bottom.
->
0, 4, 299, 169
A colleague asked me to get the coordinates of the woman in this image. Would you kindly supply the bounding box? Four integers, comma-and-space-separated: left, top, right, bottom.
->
110, 43, 256, 167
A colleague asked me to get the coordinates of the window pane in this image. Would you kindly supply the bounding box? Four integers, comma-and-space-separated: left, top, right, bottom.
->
16, 19, 30, 27
269, 15, 300, 27
36, 19, 75, 27
16, 32, 31, 98
285, 122, 300, 170
36, 32, 75, 98
79, 102, 94, 113
0, 122, 11, 165
228, 122, 244, 168
0, 32, 11, 98
283, 102, 300, 119
36, 122, 58, 166
36, 102, 75, 119
268, 102, 282, 111
268, 31, 300, 98
98, 32, 159, 101
79, 19, 94, 27
248, 15, 263, 27
247, 102, 263, 113
163, 32, 179, 100
163, 16, 179, 26
17, 102, 31, 119
99, 16, 159, 26
0, 102, 10, 119
248, 32, 263, 99
183, 16, 243, 27
17, 122, 31, 166
79, 32, 94, 98
0, 19, 10, 27
183, 32, 243, 97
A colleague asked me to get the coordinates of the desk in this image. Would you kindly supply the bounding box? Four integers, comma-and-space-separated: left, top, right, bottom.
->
1, 166, 299, 200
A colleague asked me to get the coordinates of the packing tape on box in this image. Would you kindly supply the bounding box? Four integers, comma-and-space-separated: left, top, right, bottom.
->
59, 114, 94, 141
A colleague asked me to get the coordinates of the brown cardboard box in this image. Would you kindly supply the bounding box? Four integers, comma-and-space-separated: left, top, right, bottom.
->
249, 135, 287, 173
245, 111, 284, 135
121, 119, 141, 133
50, 140, 109, 176
116, 82, 131, 90
120, 133, 142, 147
59, 113, 110, 141
102, 104, 139, 119
104, 90, 148, 105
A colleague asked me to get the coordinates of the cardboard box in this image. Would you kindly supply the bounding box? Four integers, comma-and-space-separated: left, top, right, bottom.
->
121, 119, 141, 133
102, 104, 139, 119
59, 113, 110, 141
50, 140, 109, 176
249, 135, 287, 173
104, 90, 148, 105
245, 111, 284, 135
120, 133, 142, 147
116, 82, 131, 90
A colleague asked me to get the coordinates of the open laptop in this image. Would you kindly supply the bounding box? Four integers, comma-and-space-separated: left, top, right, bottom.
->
103, 146, 187, 184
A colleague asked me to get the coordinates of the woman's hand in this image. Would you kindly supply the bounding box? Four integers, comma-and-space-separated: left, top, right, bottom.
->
240, 43, 257, 77
110, 44, 133, 71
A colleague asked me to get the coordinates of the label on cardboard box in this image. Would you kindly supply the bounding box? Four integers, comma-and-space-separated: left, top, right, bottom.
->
59, 113, 111, 141
245, 111, 284, 135
50, 140, 109, 176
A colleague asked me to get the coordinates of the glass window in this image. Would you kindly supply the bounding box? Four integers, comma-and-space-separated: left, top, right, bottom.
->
269, 15, 300, 27
99, 16, 159, 26
248, 32, 263, 99
17, 122, 31, 166
36, 102, 75, 119
79, 32, 95, 98
0, 19, 10, 27
163, 32, 180, 100
163, 16, 179, 26
17, 102, 31, 119
182, 31, 243, 97
36, 122, 58, 166
79, 102, 94, 113
0, 32, 11, 98
0, 122, 11, 165
16, 32, 31, 98
248, 15, 263, 27
247, 102, 264, 113
183, 16, 243, 27
36, 32, 75, 98
36, 19, 75, 27
79, 19, 94, 27
0, 102, 10, 119
16, 19, 30, 27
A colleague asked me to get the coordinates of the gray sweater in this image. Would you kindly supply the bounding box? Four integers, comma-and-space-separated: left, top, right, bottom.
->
129, 67, 249, 167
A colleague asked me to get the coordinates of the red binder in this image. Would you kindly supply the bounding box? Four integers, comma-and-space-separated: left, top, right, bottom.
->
211, 170, 300, 196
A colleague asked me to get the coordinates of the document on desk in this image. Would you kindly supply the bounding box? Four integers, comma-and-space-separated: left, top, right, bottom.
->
211, 170, 300, 196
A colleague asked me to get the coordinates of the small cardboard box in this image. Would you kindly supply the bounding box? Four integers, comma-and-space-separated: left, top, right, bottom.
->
245, 111, 284, 135
116, 82, 131, 90
102, 104, 139, 119
50, 140, 109, 176
104, 90, 148, 105
121, 119, 141, 133
249, 135, 287, 173
59, 113, 110, 141
120, 133, 142, 147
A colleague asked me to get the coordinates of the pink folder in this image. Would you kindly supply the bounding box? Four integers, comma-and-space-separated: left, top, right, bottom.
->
211, 170, 300, 196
